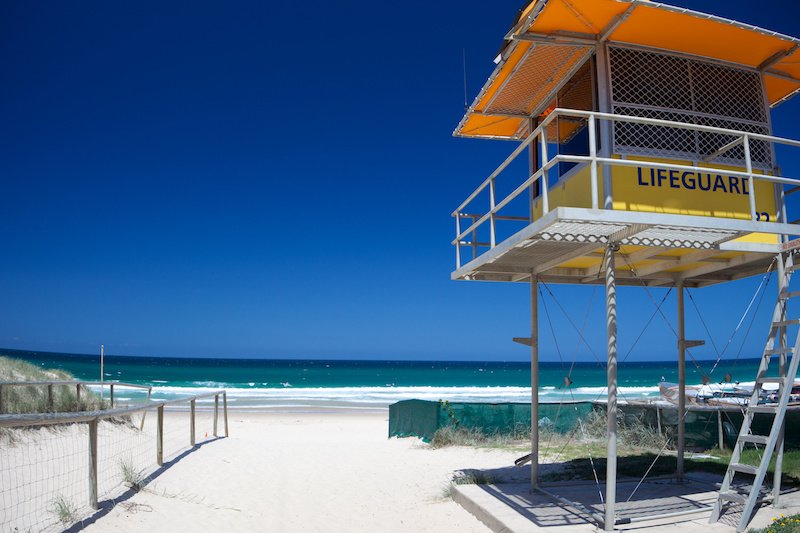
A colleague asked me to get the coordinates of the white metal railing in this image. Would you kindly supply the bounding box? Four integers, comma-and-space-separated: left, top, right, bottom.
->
452, 108, 800, 269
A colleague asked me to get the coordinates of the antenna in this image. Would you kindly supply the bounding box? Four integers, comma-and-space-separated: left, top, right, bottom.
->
462, 48, 468, 110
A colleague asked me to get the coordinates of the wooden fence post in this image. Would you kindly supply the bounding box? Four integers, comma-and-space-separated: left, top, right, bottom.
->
110, 384, 115, 408
47, 384, 54, 412
76, 383, 81, 407
223, 392, 229, 437
190, 399, 196, 446
213, 394, 219, 437
88, 419, 98, 510
0, 384, 4, 414
157, 405, 164, 466
140, 387, 152, 431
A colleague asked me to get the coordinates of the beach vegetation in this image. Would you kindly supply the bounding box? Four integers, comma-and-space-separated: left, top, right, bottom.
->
0, 356, 107, 414
119, 458, 149, 491
430, 423, 531, 449
50, 495, 79, 526
748, 513, 800, 532
442, 470, 495, 498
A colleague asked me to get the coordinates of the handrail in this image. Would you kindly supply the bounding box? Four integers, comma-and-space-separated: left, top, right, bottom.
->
0, 379, 154, 413
0, 390, 227, 428
0, 380, 151, 389
452, 108, 800, 269
452, 110, 563, 216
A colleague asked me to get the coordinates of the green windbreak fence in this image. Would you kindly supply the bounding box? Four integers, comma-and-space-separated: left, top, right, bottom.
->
388, 400, 593, 442
388, 399, 800, 450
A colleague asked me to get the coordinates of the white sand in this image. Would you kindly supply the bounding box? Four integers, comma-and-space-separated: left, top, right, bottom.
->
82, 411, 519, 532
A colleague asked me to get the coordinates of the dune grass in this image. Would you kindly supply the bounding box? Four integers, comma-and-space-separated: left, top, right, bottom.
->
432, 407, 800, 488
0, 356, 106, 414
49, 495, 79, 526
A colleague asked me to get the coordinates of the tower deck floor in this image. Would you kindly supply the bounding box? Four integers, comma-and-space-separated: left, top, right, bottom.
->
453, 208, 800, 288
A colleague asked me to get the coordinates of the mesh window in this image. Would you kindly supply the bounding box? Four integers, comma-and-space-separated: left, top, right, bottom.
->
609, 47, 772, 169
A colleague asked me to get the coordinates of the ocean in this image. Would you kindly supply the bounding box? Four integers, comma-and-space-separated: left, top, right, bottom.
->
0, 348, 766, 411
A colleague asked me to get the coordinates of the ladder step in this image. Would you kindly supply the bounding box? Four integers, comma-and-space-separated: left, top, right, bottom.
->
771, 319, 800, 328
739, 434, 769, 446
718, 490, 748, 504
765, 347, 795, 355
730, 463, 759, 476
758, 377, 787, 385
787, 264, 800, 273
780, 290, 800, 300
749, 405, 778, 414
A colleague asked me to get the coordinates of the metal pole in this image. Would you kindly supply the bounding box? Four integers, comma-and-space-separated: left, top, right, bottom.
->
677, 281, 686, 481
775, 253, 788, 505
529, 117, 539, 221
743, 135, 757, 220
110, 383, 115, 408
589, 114, 599, 209
531, 274, 539, 490
88, 418, 98, 510
489, 179, 497, 248
718, 410, 725, 450
539, 132, 549, 213
455, 212, 462, 269
595, 43, 614, 209
604, 245, 618, 531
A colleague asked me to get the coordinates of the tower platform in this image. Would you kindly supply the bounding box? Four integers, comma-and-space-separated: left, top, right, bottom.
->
453, 206, 800, 287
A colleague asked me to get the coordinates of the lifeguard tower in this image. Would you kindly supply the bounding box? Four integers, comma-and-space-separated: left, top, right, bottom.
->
452, 1, 800, 531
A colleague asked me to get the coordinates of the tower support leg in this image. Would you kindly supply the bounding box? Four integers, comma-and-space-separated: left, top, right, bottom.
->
775, 253, 788, 506
604, 247, 618, 531
531, 274, 539, 490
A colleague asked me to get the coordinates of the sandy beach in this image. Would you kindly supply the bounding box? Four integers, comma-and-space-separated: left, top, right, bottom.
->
79, 410, 517, 533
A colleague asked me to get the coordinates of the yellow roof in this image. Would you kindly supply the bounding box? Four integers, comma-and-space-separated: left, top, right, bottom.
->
456, 0, 800, 140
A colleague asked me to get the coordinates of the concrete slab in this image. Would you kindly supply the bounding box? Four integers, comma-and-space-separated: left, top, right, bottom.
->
452, 471, 800, 532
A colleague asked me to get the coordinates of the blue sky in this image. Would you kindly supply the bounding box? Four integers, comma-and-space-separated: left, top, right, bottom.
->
1, 0, 799, 361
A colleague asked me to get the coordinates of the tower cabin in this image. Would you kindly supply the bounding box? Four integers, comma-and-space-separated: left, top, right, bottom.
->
452, 1, 800, 531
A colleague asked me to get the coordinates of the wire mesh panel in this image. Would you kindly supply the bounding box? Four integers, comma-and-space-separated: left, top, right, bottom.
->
485, 44, 592, 118
0, 393, 226, 531
161, 407, 193, 461
193, 397, 221, 444
609, 47, 772, 169
0, 425, 90, 532
96, 416, 155, 502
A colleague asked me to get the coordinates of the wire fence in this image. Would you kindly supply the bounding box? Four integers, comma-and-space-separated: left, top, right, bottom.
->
0, 386, 228, 532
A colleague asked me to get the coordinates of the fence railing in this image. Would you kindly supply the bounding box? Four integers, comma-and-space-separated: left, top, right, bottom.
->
0, 388, 228, 532
0, 380, 153, 413
452, 108, 800, 269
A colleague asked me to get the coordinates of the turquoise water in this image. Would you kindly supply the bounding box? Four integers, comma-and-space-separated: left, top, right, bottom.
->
0, 348, 764, 410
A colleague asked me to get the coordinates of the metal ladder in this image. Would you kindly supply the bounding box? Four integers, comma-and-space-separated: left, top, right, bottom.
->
709, 250, 800, 532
